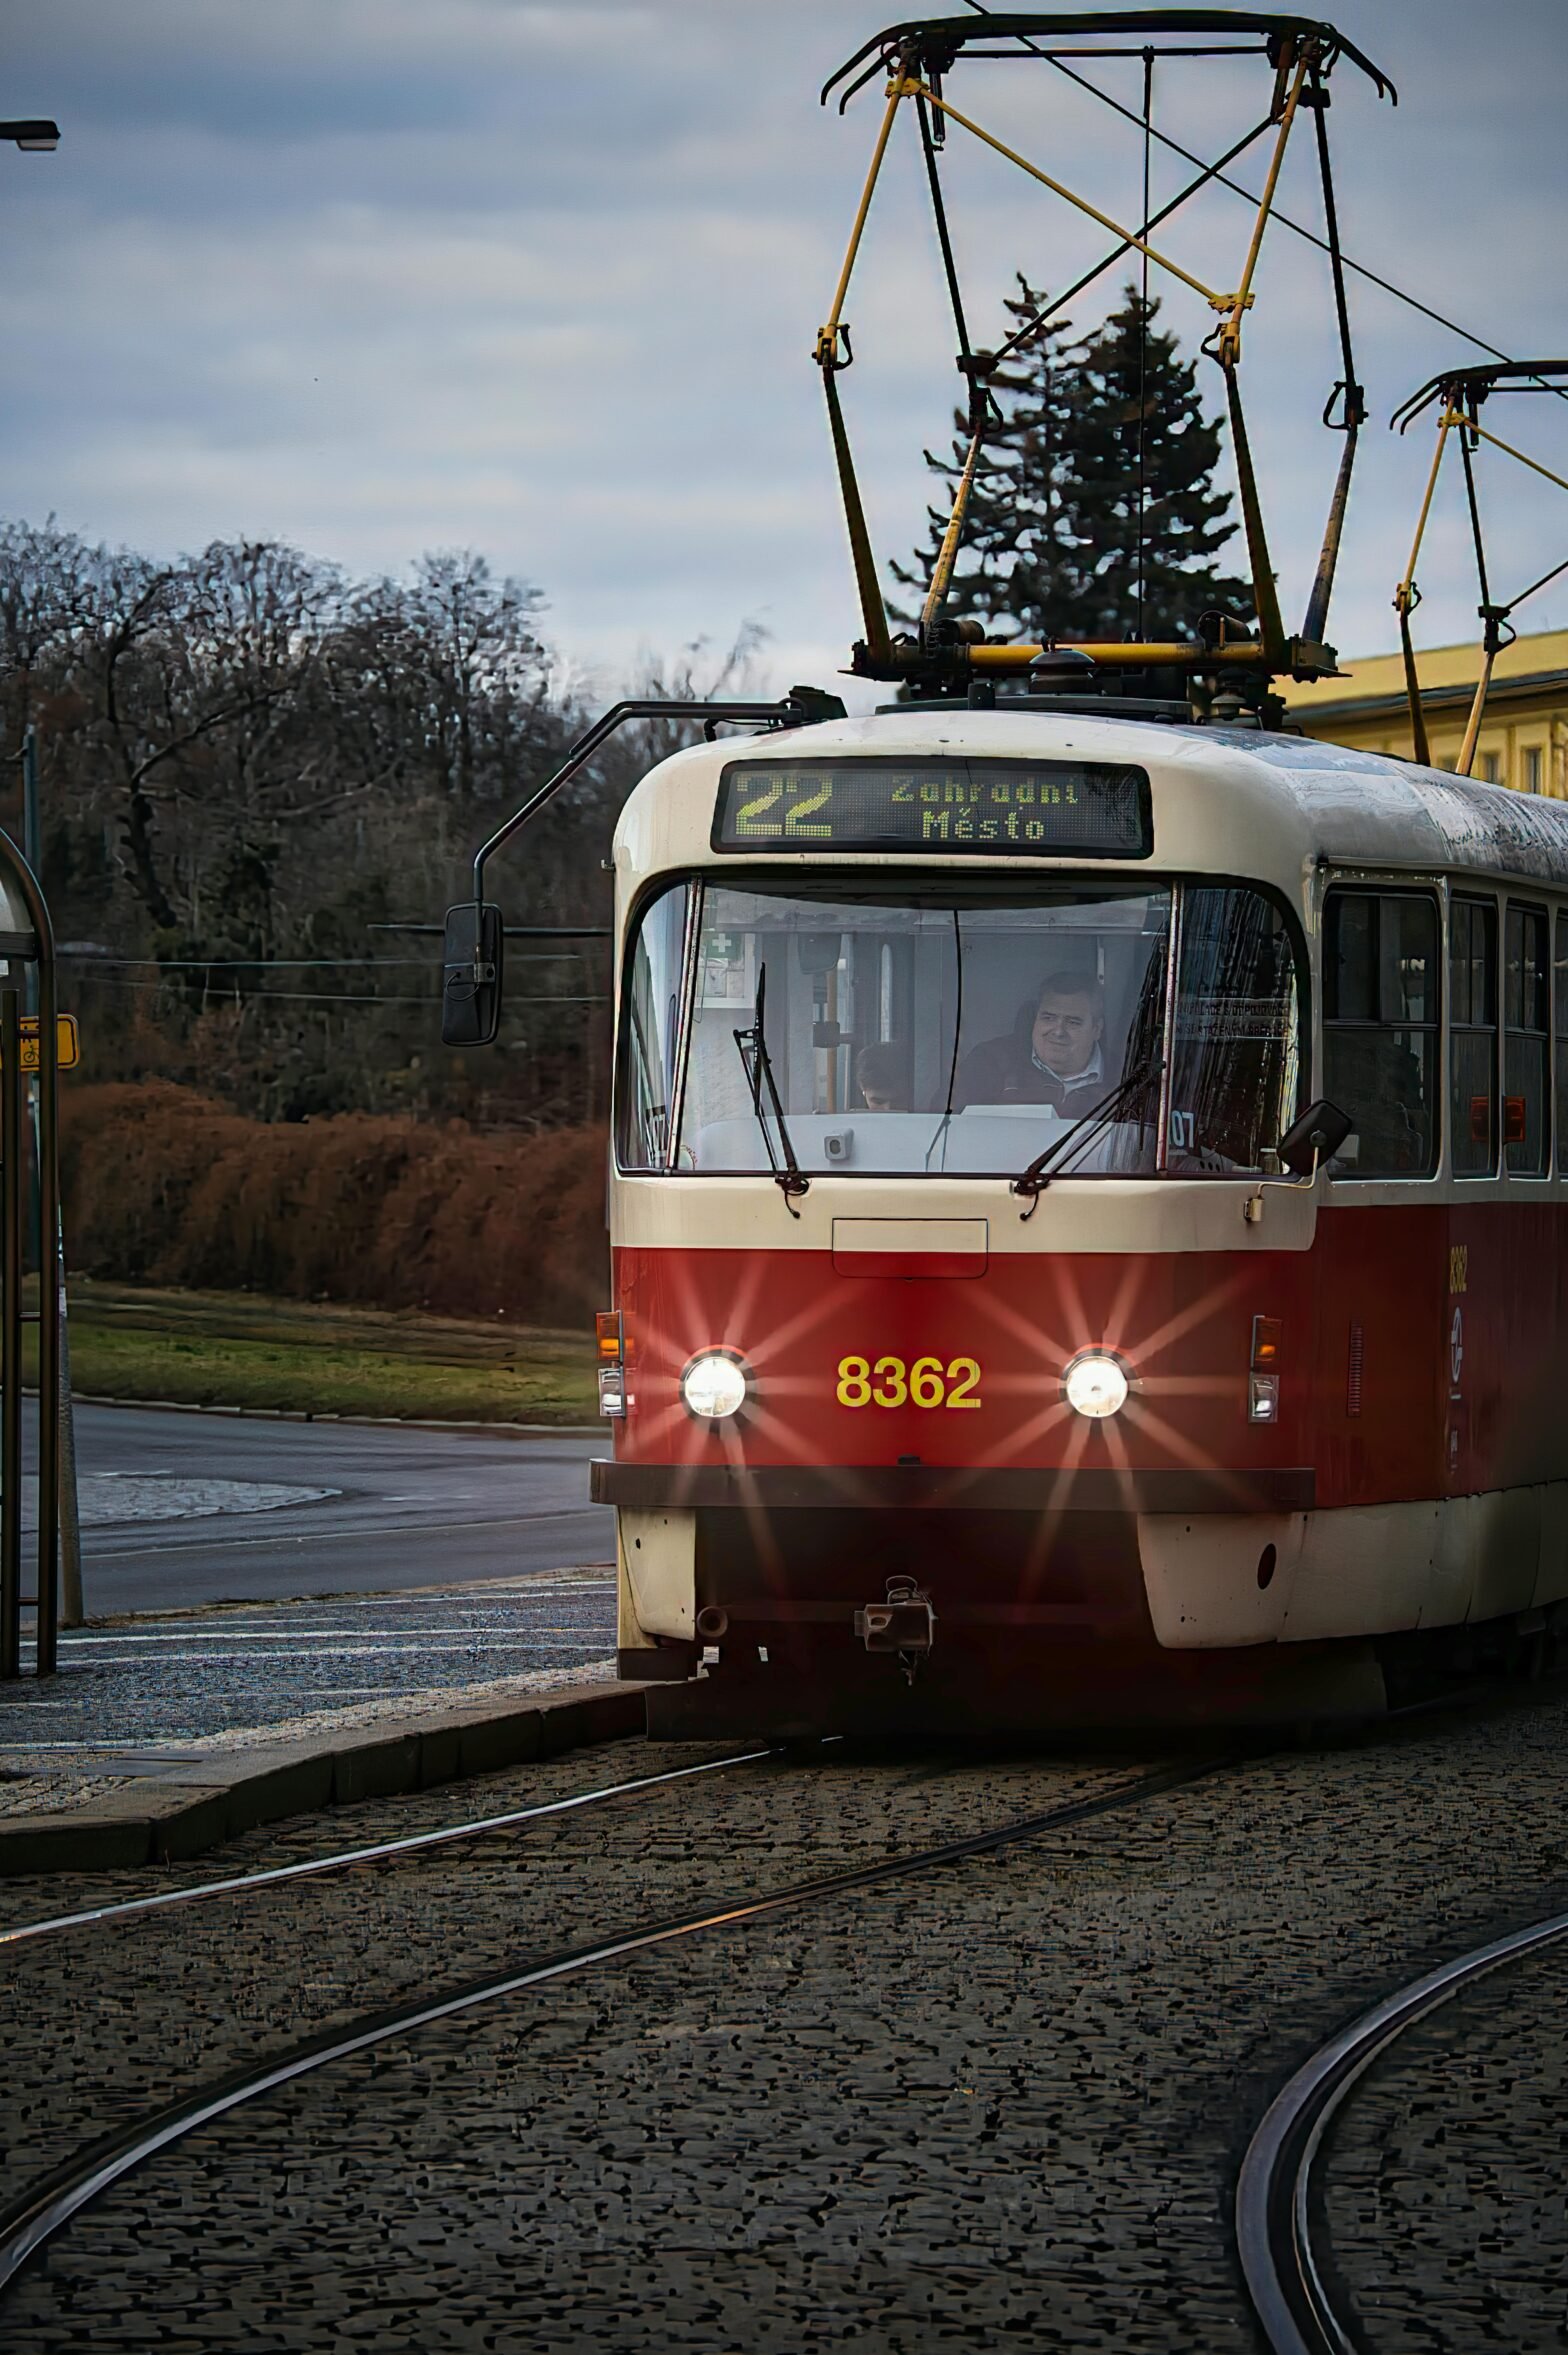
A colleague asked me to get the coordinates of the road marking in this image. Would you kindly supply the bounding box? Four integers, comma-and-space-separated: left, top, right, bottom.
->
59, 1626, 605, 1644
83, 1508, 608, 1561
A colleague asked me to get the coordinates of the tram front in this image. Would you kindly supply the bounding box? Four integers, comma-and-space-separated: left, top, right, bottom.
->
594, 705, 1350, 1734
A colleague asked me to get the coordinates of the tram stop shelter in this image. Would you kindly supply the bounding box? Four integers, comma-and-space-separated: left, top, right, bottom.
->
0, 831, 69, 1680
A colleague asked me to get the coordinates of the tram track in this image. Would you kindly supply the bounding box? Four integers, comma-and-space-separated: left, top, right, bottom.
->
1237, 1898, 1568, 2354
9, 1684, 1563, 2349
0, 1752, 1231, 2301
0, 1745, 777, 1952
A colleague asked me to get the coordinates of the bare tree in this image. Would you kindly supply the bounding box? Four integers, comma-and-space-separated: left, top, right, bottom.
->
0, 518, 760, 1129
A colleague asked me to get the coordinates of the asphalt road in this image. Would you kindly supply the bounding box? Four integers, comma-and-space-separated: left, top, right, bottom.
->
27, 1404, 615, 1616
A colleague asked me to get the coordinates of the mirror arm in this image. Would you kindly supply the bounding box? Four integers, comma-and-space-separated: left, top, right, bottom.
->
470, 692, 841, 902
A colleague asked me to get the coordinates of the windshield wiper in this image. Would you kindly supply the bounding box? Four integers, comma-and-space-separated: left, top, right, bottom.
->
1010, 1055, 1166, 1218
733, 962, 810, 1217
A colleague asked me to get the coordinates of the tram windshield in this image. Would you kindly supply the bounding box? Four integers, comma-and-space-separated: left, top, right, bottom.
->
618, 878, 1300, 1179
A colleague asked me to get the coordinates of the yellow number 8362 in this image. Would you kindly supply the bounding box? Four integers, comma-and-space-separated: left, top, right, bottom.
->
835, 1354, 982, 1410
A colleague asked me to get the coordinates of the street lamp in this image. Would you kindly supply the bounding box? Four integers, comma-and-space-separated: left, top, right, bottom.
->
0, 122, 59, 153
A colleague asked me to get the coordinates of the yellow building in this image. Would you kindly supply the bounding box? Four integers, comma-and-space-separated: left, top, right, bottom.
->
1276, 625, 1568, 797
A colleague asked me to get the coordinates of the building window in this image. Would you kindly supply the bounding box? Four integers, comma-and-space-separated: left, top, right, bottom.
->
1524, 745, 1545, 795
1476, 751, 1502, 785
1505, 905, 1549, 1176
1450, 897, 1498, 1177
1322, 889, 1439, 1176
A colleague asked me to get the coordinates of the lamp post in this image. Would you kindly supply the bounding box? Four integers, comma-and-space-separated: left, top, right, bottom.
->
0, 115, 73, 1663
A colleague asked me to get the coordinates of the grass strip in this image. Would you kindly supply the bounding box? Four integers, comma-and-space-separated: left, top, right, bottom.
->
27, 1312, 597, 1425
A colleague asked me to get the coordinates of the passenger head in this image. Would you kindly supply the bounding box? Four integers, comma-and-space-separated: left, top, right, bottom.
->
1031, 971, 1104, 1078
856, 1041, 906, 1113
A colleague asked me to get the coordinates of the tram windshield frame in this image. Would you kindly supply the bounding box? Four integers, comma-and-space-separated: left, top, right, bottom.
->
615, 869, 1306, 1182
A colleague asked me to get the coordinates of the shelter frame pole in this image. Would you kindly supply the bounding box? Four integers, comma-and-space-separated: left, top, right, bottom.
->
32, 874, 60, 1674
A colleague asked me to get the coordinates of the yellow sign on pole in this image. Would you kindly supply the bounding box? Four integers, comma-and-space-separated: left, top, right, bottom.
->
10, 1015, 80, 1072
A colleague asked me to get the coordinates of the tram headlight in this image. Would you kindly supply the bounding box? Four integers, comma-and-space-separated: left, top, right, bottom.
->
1062, 1350, 1130, 1420
680, 1349, 749, 1421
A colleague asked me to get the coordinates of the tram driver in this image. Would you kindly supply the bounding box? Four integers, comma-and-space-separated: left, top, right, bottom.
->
855, 1041, 908, 1112
955, 970, 1107, 1113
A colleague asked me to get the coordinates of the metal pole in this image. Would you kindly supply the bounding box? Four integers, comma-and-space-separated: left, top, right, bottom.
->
33, 911, 59, 1675
0, 989, 18, 1679
56, 1218, 82, 1627
19, 722, 82, 1625
20, 728, 37, 1017
20, 729, 39, 1267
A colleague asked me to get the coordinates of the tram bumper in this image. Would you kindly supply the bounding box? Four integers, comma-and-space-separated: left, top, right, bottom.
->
595, 1459, 1347, 1724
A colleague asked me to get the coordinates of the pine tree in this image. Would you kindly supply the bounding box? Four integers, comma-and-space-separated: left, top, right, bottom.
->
892, 279, 1251, 644
888, 284, 1079, 641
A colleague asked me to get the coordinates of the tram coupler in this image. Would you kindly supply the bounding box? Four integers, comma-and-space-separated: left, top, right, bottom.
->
855, 1577, 936, 1684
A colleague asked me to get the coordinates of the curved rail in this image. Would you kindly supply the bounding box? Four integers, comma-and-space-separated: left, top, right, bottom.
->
0, 1756, 1226, 2296
0, 1748, 777, 1951
1236, 1899, 1568, 2353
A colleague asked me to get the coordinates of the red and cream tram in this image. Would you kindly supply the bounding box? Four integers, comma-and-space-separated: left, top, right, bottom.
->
588, 705, 1568, 1730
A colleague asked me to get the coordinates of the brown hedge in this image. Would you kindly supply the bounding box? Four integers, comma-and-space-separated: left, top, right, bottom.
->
60, 1082, 608, 1328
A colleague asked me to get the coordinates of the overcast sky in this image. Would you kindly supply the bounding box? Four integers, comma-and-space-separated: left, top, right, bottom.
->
4, 0, 1566, 704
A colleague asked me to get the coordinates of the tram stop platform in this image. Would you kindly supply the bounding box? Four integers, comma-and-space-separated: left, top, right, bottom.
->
0, 1566, 636, 1876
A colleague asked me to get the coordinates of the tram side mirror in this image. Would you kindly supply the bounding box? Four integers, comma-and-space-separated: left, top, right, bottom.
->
795, 931, 842, 977
1275, 1098, 1354, 1177
441, 902, 504, 1047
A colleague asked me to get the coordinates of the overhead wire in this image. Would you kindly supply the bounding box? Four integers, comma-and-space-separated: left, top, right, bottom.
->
952, 1, 1568, 406
988, 113, 1275, 368
75, 976, 605, 1006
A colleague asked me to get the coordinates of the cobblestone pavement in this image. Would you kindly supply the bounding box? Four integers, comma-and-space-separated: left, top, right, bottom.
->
0, 1571, 615, 1750
1320, 1939, 1568, 2352
4, 1689, 1568, 2351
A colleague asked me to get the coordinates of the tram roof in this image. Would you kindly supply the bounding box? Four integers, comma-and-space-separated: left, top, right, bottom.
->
616, 708, 1568, 891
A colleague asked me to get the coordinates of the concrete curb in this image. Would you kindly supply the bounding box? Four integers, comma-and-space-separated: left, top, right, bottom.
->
0, 1680, 652, 1878
64, 1391, 603, 1436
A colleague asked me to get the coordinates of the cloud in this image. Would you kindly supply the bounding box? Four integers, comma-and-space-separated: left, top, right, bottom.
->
5, 0, 1566, 694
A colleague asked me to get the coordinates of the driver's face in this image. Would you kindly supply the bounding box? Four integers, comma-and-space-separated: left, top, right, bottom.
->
1032, 991, 1101, 1077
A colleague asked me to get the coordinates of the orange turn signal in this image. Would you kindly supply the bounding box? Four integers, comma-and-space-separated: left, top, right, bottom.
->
596, 1311, 624, 1363
1250, 1315, 1282, 1371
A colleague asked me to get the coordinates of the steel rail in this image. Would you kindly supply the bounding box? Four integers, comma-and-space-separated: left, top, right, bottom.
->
1236, 1898, 1568, 2354
0, 1756, 1229, 2295
0, 1748, 777, 1952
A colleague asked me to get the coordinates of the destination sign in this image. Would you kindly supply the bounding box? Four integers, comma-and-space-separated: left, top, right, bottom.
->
712, 758, 1150, 858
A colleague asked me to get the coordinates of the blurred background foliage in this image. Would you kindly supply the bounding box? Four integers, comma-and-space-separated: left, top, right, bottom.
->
0, 514, 764, 1131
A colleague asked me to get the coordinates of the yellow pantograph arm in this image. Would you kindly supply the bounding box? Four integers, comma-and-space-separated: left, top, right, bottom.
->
1394, 409, 1459, 611
817, 72, 909, 363
921, 421, 985, 629
1215, 53, 1310, 366
910, 77, 1236, 316
1392, 408, 1461, 768
969, 640, 1265, 671
1464, 416, 1568, 500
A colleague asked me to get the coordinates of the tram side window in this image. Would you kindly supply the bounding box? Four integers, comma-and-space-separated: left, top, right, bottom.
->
1450, 896, 1499, 1179
1321, 889, 1438, 1177
1167, 887, 1300, 1172
616, 883, 689, 1171
1504, 904, 1549, 1176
